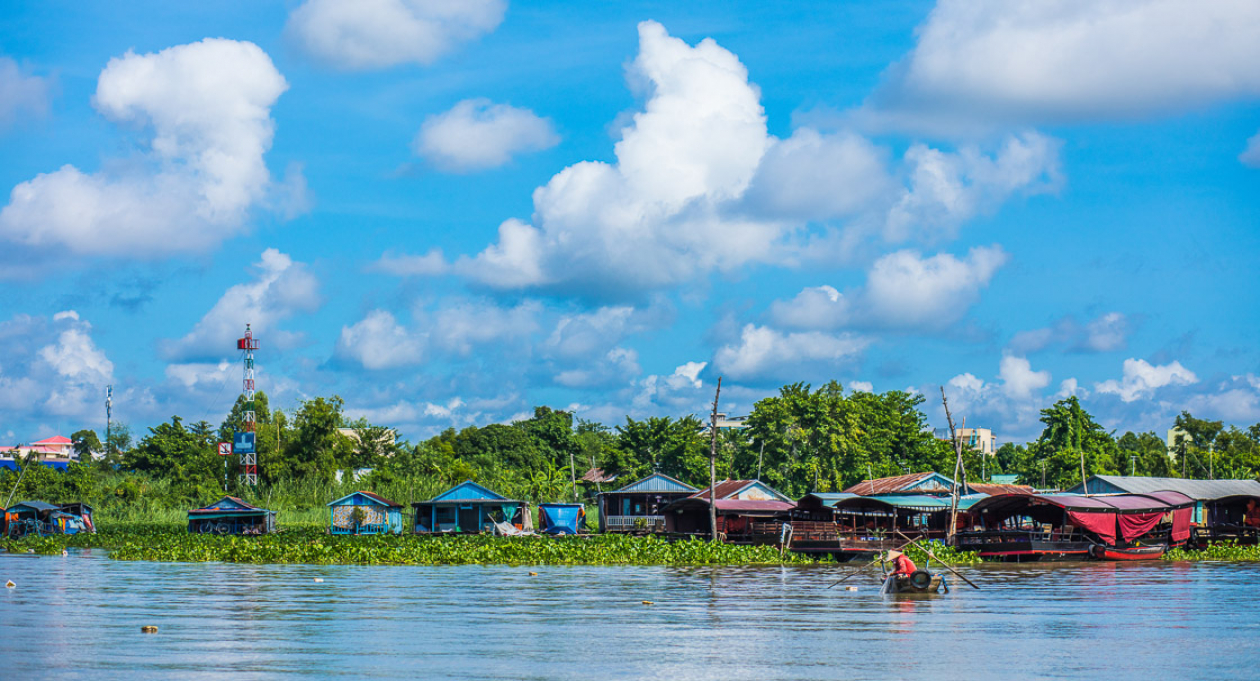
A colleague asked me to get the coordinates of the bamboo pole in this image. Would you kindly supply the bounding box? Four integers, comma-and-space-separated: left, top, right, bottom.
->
708, 377, 722, 543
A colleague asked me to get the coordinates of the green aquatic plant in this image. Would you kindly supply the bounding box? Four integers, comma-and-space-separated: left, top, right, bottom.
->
1164, 541, 1260, 562
2, 528, 816, 566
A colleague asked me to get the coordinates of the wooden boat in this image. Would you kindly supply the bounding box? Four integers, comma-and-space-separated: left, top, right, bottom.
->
880, 569, 945, 595
1089, 543, 1166, 561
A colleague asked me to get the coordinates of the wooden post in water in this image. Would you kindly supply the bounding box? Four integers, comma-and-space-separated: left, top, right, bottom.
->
709, 377, 722, 543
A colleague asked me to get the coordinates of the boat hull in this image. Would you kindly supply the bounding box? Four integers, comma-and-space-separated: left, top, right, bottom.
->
1089, 544, 1166, 561
956, 536, 1093, 562
881, 571, 944, 595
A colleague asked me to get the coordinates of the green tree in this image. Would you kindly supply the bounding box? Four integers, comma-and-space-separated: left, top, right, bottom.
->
71, 429, 102, 460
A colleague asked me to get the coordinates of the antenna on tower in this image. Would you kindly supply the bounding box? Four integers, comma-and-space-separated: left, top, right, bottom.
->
236, 324, 260, 486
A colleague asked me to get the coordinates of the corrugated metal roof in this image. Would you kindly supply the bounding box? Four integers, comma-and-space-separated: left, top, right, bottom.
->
834, 494, 987, 511
431, 480, 508, 502
841, 471, 958, 495
1067, 476, 1260, 501
610, 472, 697, 494
327, 490, 402, 508
581, 468, 619, 484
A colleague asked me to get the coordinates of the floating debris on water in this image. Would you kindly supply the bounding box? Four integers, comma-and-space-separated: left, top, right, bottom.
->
528, 571, 538, 576
5, 580, 14, 589
141, 626, 158, 634
313, 578, 323, 583
641, 600, 654, 605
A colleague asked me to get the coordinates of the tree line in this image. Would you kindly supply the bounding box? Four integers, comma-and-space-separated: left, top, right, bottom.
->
5, 383, 1259, 514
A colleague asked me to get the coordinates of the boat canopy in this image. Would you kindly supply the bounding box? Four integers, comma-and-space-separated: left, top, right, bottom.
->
832, 494, 986, 513
968, 492, 1195, 545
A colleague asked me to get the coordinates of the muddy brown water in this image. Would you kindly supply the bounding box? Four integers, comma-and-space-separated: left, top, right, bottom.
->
1, 550, 1256, 680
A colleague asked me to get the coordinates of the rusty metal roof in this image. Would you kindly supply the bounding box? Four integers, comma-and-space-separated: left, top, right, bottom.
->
841, 472, 953, 495
690, 479, 789, 502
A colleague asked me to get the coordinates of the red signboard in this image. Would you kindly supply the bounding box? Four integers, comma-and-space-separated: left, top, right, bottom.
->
217, 442, 232, 457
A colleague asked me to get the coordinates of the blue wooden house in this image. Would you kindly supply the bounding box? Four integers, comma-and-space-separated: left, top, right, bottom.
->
4, 500, 86, 538
327, 491, 404, 535
187, 496, 277, 535
412, 480, 523, 534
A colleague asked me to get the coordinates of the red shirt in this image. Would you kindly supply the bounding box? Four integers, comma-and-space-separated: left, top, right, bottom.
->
892, 554, 917, 576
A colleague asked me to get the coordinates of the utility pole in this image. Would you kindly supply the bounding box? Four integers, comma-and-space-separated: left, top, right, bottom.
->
708, 377, 722, 543
1080, 452, 1088, 493
1130, 454, 1136, 477
756, 440, 764, 481
941, 388, 965, 545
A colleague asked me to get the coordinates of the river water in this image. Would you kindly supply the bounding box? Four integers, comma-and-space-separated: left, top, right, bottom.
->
1, 550, 1256, 680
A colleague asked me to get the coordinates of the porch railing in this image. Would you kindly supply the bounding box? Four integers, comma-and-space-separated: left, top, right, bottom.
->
605, 515, 666, 532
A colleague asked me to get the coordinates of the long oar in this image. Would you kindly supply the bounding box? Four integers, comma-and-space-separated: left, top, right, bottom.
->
826, 538, 910, 589
896, 531, 981, 590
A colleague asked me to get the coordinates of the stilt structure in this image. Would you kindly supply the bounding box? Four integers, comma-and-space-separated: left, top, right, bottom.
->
237, 324, 260, 486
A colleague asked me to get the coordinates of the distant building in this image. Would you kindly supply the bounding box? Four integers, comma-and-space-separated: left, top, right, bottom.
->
337, 427, 397, 453
934, 427, 997, 456
0, 435, 75, 470
704, 413, 748, 432
1167, 427, 1192, 458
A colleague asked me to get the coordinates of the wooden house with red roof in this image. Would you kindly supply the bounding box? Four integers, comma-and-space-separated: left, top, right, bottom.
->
662, 480, 793, 542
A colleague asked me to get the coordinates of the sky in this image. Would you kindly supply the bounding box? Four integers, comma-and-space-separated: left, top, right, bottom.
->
1, 0, 1258, 447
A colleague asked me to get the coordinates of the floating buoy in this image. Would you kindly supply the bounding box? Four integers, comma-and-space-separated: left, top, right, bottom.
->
5, 580, 14, 589
641, 600, 654, 605
313, 578, 323, 583
141, 626, 158, 634
61, 550, 68, 556
528, 571, 538, 576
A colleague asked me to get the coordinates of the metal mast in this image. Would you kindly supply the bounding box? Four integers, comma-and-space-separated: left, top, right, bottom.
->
237, 324, 260, 486
105, 385, 112, 458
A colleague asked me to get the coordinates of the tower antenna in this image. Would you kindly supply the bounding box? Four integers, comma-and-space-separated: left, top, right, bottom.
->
236, 324, 260, 486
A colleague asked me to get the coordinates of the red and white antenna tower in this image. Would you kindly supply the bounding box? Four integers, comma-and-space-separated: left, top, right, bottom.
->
236, 324, 260, 486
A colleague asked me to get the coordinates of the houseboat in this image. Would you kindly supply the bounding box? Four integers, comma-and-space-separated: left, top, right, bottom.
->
596, 472, 697, 533
327, 491, 405, 535
412, 480, 524, 534
663, 480, 793, 543
956, 491, 1194, 561
187, 496, 277, 535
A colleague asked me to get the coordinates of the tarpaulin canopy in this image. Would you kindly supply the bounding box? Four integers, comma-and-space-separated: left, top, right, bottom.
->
538, 503, 585, 535
1171, 507, 1193, 543
1117, 512, 1165, 541
1068, 510, 1118, 545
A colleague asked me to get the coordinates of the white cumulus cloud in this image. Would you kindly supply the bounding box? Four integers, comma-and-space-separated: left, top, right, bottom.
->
999, 355, 1050, 400
415, 99, 559, 172
1242, 130, 1260, 168
161, 249, 322, 361
1095, 358, 1198, 403
866, 0, 1260, 132
771, 245, 1007, 332
287, 0, 506, 70
336, 310, 425, 370
713, 324, 867, 384
0, 39, 293, 257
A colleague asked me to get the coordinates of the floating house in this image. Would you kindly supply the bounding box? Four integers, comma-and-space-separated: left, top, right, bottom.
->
663, 480, 793, 542
597, 472, 697, 533
788, 492, 985, 559
538, 503, 587, 534
3, 500, 88, 538
956, 491, 1195, 561
327, 491, 404, 535
187, 496, 277, 535
412, 480, 523, 534
57, 502, 95, 533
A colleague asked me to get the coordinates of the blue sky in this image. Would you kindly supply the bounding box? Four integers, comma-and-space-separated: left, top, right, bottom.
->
2, 0, 1258, 446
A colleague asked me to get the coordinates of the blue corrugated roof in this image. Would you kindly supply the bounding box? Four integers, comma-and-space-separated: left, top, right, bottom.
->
836, 494, 987, 511
610, 472, 697, 494
432, 480, 507, 502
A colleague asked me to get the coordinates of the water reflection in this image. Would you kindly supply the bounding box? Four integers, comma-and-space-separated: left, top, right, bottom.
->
0, 552, 1256, 680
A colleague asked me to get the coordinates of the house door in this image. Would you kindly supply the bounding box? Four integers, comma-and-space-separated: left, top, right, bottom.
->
458, 505, 480, 531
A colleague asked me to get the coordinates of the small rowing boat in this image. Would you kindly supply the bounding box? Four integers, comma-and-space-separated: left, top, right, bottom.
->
880, 569, 946, 595
1089, 543, 1166, 561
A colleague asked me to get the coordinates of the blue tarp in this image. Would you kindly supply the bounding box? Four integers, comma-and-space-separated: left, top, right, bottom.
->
539, 503, 585, 535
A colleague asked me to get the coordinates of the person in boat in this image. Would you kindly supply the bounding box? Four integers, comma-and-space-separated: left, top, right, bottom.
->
1244, 500, 1260, 528
883, 549, 917, 577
